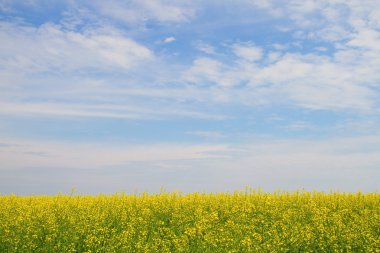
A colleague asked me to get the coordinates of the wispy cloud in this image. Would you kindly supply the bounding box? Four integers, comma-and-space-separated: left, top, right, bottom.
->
232, 43, 263, 62
186, 131, 224, 139
0, 21, 153, 73
182, 57, 237, 88
182, 45, 379, 111
1, 135, 379, 193
0, 138, 229, 169
194, 41, 217, 55
91, 0, 195, 24
0, 101, 226, 120
163, 36, 176, 43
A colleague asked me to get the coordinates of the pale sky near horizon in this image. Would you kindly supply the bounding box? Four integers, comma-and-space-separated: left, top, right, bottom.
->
0, 0, 379, 194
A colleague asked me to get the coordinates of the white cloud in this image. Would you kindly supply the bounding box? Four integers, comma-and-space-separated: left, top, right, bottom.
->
284, 121, 313, 130
1, 135, 379, 192
314, 46, 327, 52
247, 0, 380, 45
183, 57, 237, 87
92, 0, 195, 23
140, 0, 194, 22
195, 41, 216, 54
266, 51, 282, 63
163, 36, 176, 43
247, 53, 377, 110
0, 138, 228, 169
271, 43, 288, 50
186, 131, 224, 139
0, 21, 153, 73
0, 101, 225, 120
347, 28, 380, 51
232, 43, 263, 62
183, 42, 379, 111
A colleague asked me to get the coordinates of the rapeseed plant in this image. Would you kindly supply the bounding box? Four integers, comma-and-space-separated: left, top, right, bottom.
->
0, 190, 379, 252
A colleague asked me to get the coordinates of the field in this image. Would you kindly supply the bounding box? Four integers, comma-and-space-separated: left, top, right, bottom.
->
0, 190, 379, 252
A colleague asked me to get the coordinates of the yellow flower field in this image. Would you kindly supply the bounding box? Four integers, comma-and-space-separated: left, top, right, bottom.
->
0, 190, 379, 252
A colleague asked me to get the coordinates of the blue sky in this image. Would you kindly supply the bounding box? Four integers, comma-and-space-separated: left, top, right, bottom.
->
1, 0, 379, 194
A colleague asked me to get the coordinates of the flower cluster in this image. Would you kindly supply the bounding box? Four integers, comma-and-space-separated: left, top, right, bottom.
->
0, 190, 379, 252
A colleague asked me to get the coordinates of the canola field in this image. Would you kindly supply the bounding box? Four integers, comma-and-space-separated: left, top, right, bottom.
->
0, 190, 379, 252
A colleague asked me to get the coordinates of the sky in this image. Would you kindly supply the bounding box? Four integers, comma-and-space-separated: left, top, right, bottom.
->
0, 0, 379, 195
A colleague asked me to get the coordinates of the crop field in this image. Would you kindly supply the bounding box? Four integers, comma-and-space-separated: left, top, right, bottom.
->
0, 190, 379, 252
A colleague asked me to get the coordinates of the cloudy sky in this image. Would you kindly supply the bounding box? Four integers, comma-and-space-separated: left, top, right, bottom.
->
1, 0, 379, 194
